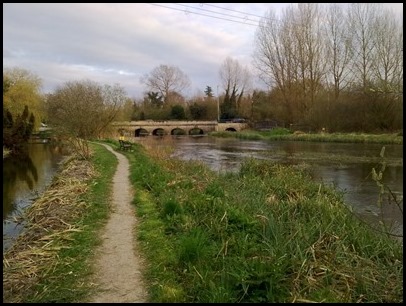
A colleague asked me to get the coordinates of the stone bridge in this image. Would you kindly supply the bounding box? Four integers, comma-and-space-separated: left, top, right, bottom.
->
112, 120, 248, 137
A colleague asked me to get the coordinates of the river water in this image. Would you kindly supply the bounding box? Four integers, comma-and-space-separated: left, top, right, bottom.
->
137, 135, 403, 238
3, 143, 66, 251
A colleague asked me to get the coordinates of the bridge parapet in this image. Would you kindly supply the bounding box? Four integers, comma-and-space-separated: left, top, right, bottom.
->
112, 120, 248, 136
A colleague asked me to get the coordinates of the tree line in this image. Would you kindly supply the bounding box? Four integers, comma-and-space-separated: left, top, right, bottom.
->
252, 3, 403, 132
3, 4, 402, 156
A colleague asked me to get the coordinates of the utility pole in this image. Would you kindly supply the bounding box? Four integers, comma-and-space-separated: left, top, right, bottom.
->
217, 85, 220, 122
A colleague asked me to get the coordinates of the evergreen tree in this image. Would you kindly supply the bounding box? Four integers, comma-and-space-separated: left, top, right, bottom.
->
204, 86, 214, 98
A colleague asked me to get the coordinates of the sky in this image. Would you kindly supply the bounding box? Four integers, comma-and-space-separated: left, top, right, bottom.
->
3, 3, 403, 100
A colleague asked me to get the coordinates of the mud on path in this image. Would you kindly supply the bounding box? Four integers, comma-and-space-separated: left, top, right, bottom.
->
88, 143, 148, 303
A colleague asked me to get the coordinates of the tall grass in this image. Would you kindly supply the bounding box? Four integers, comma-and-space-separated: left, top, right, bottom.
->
126, 140, 403, 302
211, 130, 403, 144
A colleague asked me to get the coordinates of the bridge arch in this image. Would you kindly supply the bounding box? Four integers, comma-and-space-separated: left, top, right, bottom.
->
171, 128, 186, 135
152, 128, 166, 136
135, 128, 149, 137
189, 127, 204, 135
225, 127, 237, 132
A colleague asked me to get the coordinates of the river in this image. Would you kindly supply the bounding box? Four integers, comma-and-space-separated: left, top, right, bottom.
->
136, 135, 403, 239
3, 143, 66, 251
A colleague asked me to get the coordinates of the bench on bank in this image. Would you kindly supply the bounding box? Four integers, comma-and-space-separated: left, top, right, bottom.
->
119, 139, 133, 151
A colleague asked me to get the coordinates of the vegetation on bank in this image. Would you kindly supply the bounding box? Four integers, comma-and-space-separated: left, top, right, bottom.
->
3, 143, 116, 303
210, 128, 403, 145
3, 146, 11, 158
3, 139, 403, 302
124, 140, 402, 303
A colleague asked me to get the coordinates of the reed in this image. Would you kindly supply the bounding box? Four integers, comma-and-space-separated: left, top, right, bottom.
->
211, 130, 403, 144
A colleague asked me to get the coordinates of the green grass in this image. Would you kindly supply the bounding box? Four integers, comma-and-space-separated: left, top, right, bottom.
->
126, 142, 403, 303
26, 142, 117, 302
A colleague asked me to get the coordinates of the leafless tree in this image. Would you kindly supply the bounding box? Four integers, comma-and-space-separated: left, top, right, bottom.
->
253, 3, 402, 131
253, 4, 326, 121
371, 9, 403, 93
219, 56, 252, 115
140, 64, 190, 104
347, 3, 379, 92
323, 3, 354, 100
253, 8, 296, 120
290, 4, 326, 111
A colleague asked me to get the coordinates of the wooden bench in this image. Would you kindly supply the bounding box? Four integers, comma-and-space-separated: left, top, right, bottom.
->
119, 139, 133, 151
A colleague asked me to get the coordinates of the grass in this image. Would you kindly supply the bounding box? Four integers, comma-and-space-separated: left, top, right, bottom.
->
123, 138, 403, 303
210, 129, 403, 144
3, 142, 117, 303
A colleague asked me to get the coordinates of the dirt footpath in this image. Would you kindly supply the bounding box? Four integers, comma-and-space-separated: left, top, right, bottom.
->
88, 143, 148, 303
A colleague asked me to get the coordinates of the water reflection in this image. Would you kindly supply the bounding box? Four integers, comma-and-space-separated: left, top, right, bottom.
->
3, 149, 38, 218
3, 143, 66, 251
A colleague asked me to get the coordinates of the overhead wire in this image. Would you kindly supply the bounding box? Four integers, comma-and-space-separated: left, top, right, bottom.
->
147, 3, 282, 27
172, 3, 264, 25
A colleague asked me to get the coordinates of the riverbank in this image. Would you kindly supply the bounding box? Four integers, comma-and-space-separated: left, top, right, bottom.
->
128, 139, 402, 302
210, 129, 403, 144
3, 139, 403, 302
3, 145, 116, 303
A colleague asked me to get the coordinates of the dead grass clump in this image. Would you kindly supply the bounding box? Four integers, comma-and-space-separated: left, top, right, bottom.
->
3, 155, 97, 303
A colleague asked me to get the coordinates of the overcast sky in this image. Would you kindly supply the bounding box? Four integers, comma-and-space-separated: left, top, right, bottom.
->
3, 3, 403, 99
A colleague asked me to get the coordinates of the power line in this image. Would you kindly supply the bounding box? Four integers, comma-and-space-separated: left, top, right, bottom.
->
147, 3, 357, 55
172, 3, 261, 24
148, 3, 261, 27
148, 3, 312, 30
201, 3, 267, 20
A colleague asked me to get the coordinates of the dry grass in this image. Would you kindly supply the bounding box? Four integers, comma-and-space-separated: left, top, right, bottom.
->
135, 136, 176, 158
3, 146, 11, 158
3, 154, 97, 303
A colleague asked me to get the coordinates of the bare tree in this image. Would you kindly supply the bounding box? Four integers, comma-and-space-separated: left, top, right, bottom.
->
290, 3, 326, 111
253, 4, 326, 122
253, 3, 402, 131
253, 8, 297, 121
347, 3, 379, 92
323, 3, 354, 100
366, 7, 403, 130
219, 57, 252, 118
140, 64, 190, 104
372, 9, 403, 93
45, 80, 126, 159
